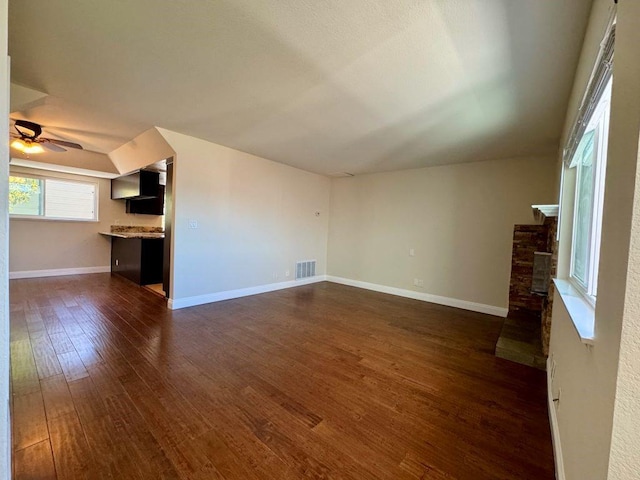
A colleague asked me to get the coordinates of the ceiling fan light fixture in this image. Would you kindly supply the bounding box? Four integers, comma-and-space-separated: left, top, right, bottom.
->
10, 138, 25, 151
11, 138, 44, 154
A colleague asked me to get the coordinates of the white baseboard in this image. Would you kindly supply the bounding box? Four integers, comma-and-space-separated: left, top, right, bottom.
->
9, 266, 111, 280
547, 357, 565, 480
168, 275, 328, 310
325, 276, 508, 317
168, 274, 508, 317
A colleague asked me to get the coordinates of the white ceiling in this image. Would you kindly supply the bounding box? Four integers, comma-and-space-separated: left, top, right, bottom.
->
8, 0, 592, 175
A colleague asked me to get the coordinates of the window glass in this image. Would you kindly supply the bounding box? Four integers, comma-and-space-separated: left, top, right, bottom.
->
568, 77, 611, 301
8, 176, 43, 216
572, 131, 596, 287
9, 174, 98, 221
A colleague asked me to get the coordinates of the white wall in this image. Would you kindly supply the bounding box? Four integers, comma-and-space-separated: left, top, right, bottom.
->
609, 140, 640, 478
604, 1, 640, 477
549, 0, 640, 479
157, 129, 331, 305
328, 156, 556, 312
0, 0, 11, 476
9, 166, 162, 274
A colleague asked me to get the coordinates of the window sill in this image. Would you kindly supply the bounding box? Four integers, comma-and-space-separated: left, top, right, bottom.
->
553, 278, 595, 345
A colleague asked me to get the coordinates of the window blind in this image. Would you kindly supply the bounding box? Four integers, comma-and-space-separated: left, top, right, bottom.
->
563, 15, 616, 166
45, 179, 97, 220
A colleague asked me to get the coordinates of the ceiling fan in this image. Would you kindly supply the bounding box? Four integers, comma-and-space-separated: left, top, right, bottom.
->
10, 119, 83, 154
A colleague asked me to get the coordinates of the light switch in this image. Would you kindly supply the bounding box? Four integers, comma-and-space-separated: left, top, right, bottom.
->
409, 248, 415, 257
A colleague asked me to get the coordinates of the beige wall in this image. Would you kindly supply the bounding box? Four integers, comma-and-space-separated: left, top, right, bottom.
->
158, 129, 331, 303
327, 155, 556, 311
604, 0, 640, 477
9, 166, 162, 273
108, 127, 174, 175
549, 0, 640, 478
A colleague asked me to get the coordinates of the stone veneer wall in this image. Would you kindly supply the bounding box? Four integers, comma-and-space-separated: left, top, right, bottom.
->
541, 217, 558, 355
508, 225, 549, 315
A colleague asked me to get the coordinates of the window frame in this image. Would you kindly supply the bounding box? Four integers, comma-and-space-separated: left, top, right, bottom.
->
9, 173, 100, 223
568, 78, 612, 305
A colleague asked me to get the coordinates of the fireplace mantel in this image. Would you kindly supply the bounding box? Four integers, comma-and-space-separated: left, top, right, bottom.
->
532, 204, 559, 223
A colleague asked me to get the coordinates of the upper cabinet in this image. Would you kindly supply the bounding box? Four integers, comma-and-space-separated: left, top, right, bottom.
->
112, 169, 165, 215
126, 185, 165, 215
111, 170, 160, 200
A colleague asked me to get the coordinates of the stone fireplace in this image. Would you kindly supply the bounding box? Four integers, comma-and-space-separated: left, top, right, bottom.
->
495, 205, 558, 369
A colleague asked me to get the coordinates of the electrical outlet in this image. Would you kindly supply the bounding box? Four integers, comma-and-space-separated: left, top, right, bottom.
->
115, 259, 119, 266
409, 248, 415, 257
188, 219, 198, 229
413, 278, 424, 287
285, 270, 290, 277
272, 272, 279, 280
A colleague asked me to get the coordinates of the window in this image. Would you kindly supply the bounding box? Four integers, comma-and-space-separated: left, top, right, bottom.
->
568, 78, 612, 302
9, 175, 98, 221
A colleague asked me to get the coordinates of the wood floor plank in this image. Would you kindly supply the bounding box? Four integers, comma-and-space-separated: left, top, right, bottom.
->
66, 376, 109, 424
12, 391, 49, 451
48, 412, 96, 480
57, 350, 90, 382
14, 439, 57, 480
48, 332, 78, 356
31, 335, 64, 379
11, 339, 41, 396
10, 274, 555, 479
41, 374, 76, 420
99, 393, 182, 479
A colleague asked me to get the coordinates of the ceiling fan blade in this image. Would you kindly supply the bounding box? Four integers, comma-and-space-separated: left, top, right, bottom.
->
41, 138, 83, 150
40, 141, 67, 153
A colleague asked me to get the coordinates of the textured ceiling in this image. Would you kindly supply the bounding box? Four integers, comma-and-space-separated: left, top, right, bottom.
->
8, 0, 592, 175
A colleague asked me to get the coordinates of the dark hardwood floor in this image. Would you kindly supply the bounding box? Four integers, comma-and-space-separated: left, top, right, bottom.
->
10, 274, 554, 479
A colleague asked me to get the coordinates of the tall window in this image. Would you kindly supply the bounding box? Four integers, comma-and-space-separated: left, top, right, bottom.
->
9, 175, 98, 221
569, 78, 612, 302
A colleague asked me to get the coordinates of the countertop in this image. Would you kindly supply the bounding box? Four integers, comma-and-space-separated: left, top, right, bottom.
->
99, 231, 165, 239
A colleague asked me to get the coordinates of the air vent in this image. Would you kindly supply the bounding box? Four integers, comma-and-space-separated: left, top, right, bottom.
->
296, 260, 316, 279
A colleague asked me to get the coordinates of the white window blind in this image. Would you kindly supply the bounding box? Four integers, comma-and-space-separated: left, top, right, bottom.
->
45, 179, 96, 220
563, 13, 615, 166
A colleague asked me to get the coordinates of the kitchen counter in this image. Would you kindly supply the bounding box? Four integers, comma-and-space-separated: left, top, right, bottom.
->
100, 225, 165, 239
101, 225, 165, 286
100, 231, 165, 239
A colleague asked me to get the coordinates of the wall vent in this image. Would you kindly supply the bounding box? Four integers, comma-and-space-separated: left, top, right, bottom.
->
296, 260, 316, 279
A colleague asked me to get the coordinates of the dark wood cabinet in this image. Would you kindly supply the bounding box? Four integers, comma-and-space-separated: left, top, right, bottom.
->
111, 237, 164, 285
126, 185, 165, 215
111, 170, 160, 199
